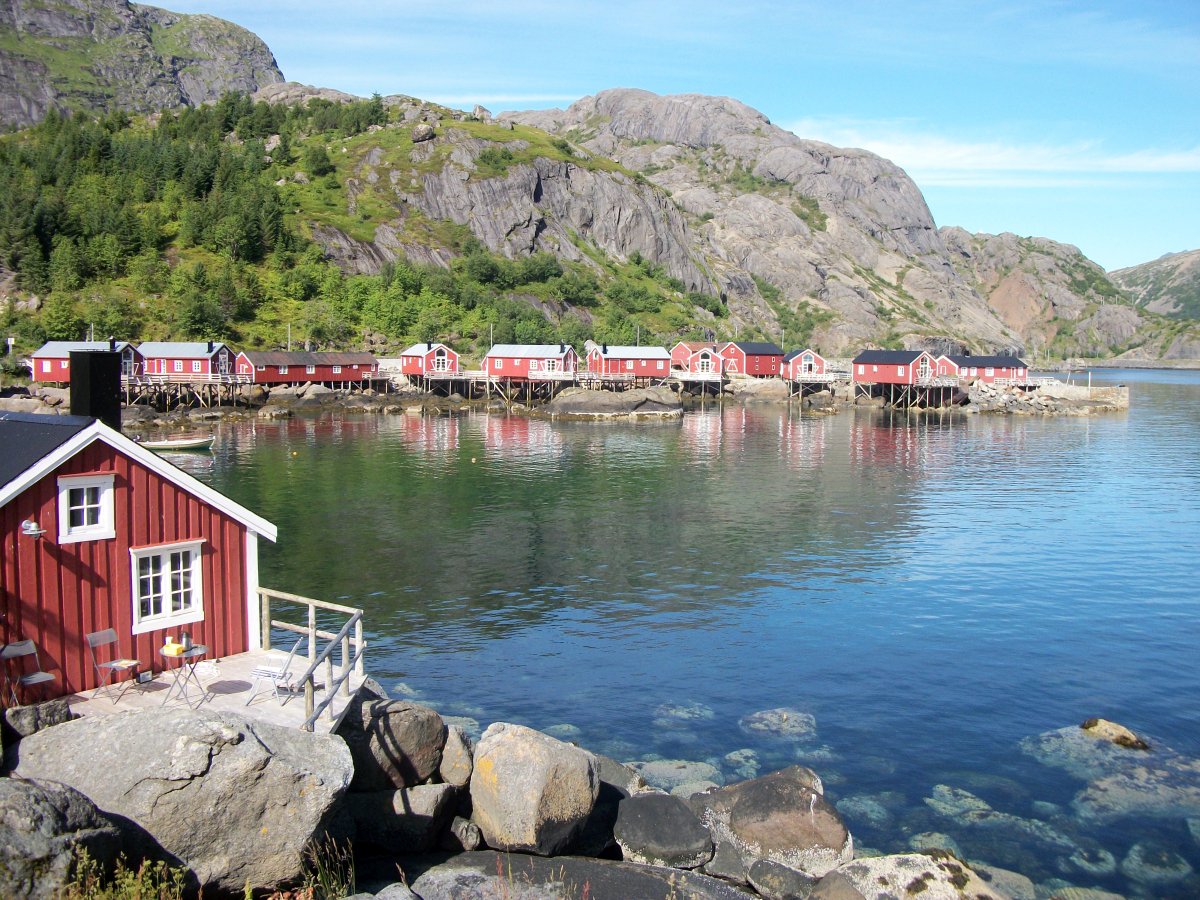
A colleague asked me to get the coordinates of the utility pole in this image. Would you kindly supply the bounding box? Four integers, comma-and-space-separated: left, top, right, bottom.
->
287, 323, 292, 351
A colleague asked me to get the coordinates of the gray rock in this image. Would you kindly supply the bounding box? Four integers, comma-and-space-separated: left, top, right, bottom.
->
614, 792, 713, 869
723, 748, 760, 780
1067, 845, 1117, 877
409, 850, 752, 899
374, 882, 419, 899
907, 832, 963, 858
835, 794, 891, 828
10, 708, 352, 894
3, 698, 75, 742
412, 123, 435, 143
923, 785, 1076, 851
544, 386, 683, 419
469, 722, 598, 856
345, 783, 457, 853
443, 815, 483, 851
568, 754, 645, 857
0, 778, 126, 900
748, 857, 818, 899
970, 862, 1036, 900
629, 758, 723, 793
688, 765, 852, 879
439, 724, 474, 788
335, 699, 447, 791
813, 852, 1005, 899
703, 839, 748, 883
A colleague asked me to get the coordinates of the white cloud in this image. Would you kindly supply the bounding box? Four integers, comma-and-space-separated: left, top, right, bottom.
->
785, 117, 1200, 188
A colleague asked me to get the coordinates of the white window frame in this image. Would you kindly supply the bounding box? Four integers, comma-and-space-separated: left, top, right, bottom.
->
60, 360, 69, 370
657, 361, 664, 370
625, 360, 633, 371
192, 360, 202, 373
306, 365, 316, 375
173, 360, 183, 372
279, 366, 288, 375
496, 359, 504, 369
985, 367, 995, 377
130, 539, 205, 635
857, 365, 864, 374
332, 365, 342, 374
257, 365, 266, 372
57, 474, 116, 543
42, 360, 52, 372
897, 366, 906, 376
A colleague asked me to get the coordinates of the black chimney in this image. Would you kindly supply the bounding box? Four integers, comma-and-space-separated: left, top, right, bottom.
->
70, 350, 122, 432
108, 336, 116, 351
559, 342, 565, 353
207, 340, 215, 353
602, 343, 608, 354
427, 341, 432, 350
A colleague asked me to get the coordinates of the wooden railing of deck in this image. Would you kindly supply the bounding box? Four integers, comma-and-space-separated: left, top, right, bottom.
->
257, 587, 366, 731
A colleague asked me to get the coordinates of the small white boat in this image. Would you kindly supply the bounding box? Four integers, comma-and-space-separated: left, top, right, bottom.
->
138, 434, 216, 451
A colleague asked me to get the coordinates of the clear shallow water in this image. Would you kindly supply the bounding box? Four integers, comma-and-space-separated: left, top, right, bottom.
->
200, 370, 1200, 893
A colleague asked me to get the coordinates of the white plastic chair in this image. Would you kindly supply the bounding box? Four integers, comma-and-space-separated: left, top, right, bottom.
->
85, 629, 140, 702
2, 640, 57, 706
246, 637, 305, 706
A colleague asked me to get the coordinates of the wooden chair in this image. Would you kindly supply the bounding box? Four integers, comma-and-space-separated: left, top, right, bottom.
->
1, 640, 57, 706
85, 629, 141, 702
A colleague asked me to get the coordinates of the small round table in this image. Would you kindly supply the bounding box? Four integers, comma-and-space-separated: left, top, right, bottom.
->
160, 645, 209, 707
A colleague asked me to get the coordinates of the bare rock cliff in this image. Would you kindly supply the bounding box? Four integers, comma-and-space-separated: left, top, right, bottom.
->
1110, 249, 1200, 319
0, 0, 283, 128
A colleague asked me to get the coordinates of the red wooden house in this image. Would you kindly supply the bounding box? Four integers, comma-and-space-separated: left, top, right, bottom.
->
397, 342, 459, 377
235, 351, 379, 386
940, 354, 1029, 384
718, 342, 784, 377
30, 342, 142, 384
851, 349, 940, 385
670, 341, 718, 370
139, 341, 235, 378
681, 345, 726, 377
482, 344, 579, 380
585, 343, 672, 379
781, 349, 827, 381
0, 412, 277, 705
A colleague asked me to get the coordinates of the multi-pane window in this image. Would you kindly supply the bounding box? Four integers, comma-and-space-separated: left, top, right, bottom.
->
57, 475, 115, 543
130, 540, 204, 634
332, 366, 342, 374
306, 365, 316, 374
192, 361, 202, 373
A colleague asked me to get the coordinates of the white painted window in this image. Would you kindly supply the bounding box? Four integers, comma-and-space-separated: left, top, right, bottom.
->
42, 360, 51, 372
897, 366, 905, 376
625, 360, 633, 371
192, 361, 202, 373
971, 367, 978, 376
657, 361, 664, 370
985, 367, 995, 377
306, 365, 316, 374
60, 360, 69, 369
57, 474, 116, 543
130, 540, 205, 635
872, 365, 878, 373
332, 366, 342, 374
279, 366, 288, 374
173, 360, 183, 372
857, 365, 864, 374
496, 359, 504, 369
256, 365, 265, 372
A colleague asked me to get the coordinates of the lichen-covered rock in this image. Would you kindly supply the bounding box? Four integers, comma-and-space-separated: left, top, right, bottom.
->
335, 699, 447, 791
1119, 840, 1194, 886
614, 792, 713, 869
0, 778, 125, 900
1080, 717, 1150, 750
688, 765, 852, 879
923, 785, 1076, 851
11, 708, 353, 894
811, 852, 1005, 899
469, 722, 598, 856
2, 698, 75, 742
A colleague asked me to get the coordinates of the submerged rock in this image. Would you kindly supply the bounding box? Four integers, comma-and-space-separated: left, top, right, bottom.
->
835, 794, 892, 828
653, 701, 715, 728
629, 758, 724, 793
908, 832, 963, 858
739, 707, 818, 741
1067, 845, 1118, 877
1119, 840, 1194, 886
923, 785, 1076, 852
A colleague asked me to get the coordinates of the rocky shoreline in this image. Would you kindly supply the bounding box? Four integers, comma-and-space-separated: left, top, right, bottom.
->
4, 691, 1195, 899
0, 370, 1130, 426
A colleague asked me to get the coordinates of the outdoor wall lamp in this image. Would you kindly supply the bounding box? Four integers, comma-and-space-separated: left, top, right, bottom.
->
21, 519, 46, 539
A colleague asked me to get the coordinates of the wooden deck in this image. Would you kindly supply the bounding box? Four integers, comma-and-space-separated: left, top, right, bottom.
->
67, 647, 367, 734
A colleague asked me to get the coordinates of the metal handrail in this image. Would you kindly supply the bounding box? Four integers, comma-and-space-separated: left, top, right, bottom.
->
296, 610, 363, 732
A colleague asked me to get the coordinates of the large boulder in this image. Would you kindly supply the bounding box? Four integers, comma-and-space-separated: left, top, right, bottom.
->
2, 698, 75, 744
335, 699, 447, 791
409, 850, 752, 899
810, 852, 1006, 899
543, 386, 683, 419
0, 778, 126, 900
10, 708, 353, 894
614, 792, 713, 869
688, 766, 852, 880
469, 722, 599, 856
570, 754, 648, 857
344, 784, 457, 853
438, 724, 474, 788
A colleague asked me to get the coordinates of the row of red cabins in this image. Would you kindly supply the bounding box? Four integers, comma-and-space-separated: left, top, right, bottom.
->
30, 340, 1030, 389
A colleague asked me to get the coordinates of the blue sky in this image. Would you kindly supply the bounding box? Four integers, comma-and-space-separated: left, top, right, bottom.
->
171, 0, 1199, 271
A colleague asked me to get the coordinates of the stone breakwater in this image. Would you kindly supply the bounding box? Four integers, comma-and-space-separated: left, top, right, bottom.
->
6, 692, 1194, 899
967, 380, 1130, 416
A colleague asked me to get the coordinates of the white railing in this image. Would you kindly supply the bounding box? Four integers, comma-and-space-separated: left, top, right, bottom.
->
258, 587, 366, 731
125, 373, 252, 386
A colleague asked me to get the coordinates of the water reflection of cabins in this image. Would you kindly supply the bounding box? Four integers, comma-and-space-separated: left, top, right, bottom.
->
396, 412, 460, 456
777, 412, 829, 470
482, 415, 563, 457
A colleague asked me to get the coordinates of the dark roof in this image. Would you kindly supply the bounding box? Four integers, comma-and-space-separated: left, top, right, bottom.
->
782, 349, 822, 363
728, 342, 784, 356
0, 412, 94, 489
239, 351, 377, 366
947, 355, 1027, 368
852, 349, 926, 364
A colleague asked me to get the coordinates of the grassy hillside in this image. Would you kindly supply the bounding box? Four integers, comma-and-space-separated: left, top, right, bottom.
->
0, 93, 730, 375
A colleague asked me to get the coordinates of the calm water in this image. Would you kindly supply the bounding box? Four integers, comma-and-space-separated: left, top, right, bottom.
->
196, 369, 1200, 893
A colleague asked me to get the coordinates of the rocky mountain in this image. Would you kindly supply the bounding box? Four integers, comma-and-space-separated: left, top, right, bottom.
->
0, 0, 282, 129
1110, 250, 1200, 320
502, 89, 1021, 356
